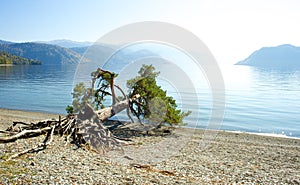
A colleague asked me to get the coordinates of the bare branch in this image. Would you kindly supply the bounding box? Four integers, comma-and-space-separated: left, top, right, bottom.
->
0, 127, 51, 143
7, 125, 56, 160
114, 84, 135, 123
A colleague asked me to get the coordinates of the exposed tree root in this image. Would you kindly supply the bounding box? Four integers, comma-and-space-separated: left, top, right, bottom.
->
0, 103, 132, 160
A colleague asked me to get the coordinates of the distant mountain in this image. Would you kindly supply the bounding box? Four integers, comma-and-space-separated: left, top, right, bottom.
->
101, 49, 160, 72
70, 46, 89, 56
73, 45, 160, 84
236, 44, 300, 68
0, 51, 41, 65
70, 43, 116, 56
39, 39, 93, 48
0, 40, 14, 45
0, 39, 160, 66
0, 42, 82, 65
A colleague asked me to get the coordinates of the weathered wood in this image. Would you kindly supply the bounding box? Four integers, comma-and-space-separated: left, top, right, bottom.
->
0, 101, 133, 159
96, 100, 129, 121
7, 125, 56, 160
0, 127, 52, 143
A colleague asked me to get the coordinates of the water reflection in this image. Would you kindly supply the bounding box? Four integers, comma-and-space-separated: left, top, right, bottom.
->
0, 64, 300, 137
222, 65, 300, 137
0, 65, 77, 113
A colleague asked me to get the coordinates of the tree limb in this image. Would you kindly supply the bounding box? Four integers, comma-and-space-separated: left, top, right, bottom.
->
7, 125, 56, 160
0, 127, 52, 143
114, 84, 135, 123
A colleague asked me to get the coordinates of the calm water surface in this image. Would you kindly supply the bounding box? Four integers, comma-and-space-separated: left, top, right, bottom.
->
0, 65, 76, 113
0, 64, 299, 138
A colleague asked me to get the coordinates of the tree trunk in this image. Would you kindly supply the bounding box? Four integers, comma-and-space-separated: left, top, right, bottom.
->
110, 78, 117, 105
96, 99, 129, 121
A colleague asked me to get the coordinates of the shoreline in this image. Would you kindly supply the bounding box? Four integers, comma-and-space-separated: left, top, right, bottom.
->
0, 108, 60, 130
1, 108, 299, 140
224, 130, 300, 140
1, 108, 299, 184
0, 107, 64, 116
0, 64, 14, 67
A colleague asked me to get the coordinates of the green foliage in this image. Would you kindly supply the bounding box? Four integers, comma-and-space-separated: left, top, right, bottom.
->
65, 105, 74, 114
71, 82, 93, 113
92, 69, 118, 109
127, 64, 190, 126
68, 69, 118, 113
68, 65, 190, 126
0, 51, 41, 65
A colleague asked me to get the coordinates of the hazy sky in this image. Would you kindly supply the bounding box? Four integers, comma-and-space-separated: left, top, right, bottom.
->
1, 0, 300, 64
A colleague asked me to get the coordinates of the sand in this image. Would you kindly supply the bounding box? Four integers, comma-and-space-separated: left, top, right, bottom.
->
0, 108, 59, 129
0, 108, 299, 184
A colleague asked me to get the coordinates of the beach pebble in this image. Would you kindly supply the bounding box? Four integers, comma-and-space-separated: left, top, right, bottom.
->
0, 126, 299, 184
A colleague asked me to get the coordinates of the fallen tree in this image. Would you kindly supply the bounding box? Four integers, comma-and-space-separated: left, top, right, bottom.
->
0, 65, 190, 159
0, 104, 130, 160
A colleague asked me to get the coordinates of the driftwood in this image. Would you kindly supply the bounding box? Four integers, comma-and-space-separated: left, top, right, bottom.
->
7, 125, 56, 160
0, 101, 132, 160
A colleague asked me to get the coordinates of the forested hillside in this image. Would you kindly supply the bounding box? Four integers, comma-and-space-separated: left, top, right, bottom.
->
0, 51, 41, 65
0, 42, 82, 65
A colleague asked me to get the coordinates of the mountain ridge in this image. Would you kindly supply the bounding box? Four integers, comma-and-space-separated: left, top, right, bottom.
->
38, 39, 93, 48
0, 40, 14, 45
0, 41, 82, 65
236, 44, 300, 68
0, 39, 170, 66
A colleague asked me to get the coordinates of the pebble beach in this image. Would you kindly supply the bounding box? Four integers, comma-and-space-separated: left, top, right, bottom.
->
0, 109, 299, 184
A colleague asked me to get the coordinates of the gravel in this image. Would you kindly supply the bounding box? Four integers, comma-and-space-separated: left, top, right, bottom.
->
0, 109, 299, 184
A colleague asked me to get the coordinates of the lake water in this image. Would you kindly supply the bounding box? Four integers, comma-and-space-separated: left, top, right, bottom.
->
0, 64, 300, 138
0, 65, 76, 113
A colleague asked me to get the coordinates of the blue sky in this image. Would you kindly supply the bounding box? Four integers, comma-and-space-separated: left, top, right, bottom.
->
1, 0, 300, 64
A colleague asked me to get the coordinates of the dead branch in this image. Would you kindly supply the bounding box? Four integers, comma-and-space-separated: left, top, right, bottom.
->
0, 101, 134, 160
0, 127, 52, 143
114, 84, 135, 123
7, 125, 56, 160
